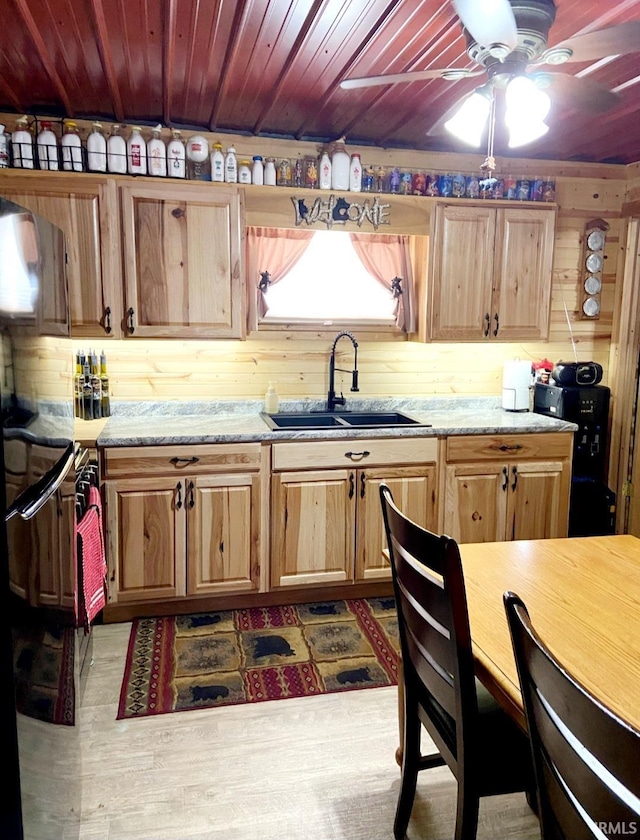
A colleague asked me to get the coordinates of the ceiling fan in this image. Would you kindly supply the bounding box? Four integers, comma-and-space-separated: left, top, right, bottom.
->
340, 0, 640, 146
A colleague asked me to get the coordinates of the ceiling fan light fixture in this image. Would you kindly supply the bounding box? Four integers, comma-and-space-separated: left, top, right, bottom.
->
507, 120, 549, 147
444, 90, 491, 147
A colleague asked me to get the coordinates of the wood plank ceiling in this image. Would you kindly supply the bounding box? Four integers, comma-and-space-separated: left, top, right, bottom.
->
2, 0, 640, 164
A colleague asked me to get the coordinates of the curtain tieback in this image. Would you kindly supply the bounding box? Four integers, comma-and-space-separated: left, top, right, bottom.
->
391, 276, 403, 298
258, 270, 271, 292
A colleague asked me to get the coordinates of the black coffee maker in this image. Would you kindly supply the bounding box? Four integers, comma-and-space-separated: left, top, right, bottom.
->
534, 362, 615, 536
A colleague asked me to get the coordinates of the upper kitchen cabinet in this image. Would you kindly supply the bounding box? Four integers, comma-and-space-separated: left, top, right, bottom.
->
0, 172, 122, 338
120, 182, 245, 338
428, 203, 556, 341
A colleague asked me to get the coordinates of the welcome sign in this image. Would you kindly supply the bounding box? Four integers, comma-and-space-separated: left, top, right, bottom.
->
291, 194, 391, 230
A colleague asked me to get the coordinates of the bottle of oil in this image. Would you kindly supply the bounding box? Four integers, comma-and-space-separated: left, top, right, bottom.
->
90, 350, 101, 419
74, 350, 84, 417
82, 361, 93, 421
100, 350, 111, 417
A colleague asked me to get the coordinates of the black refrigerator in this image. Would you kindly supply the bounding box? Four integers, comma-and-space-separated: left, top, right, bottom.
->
0, 197, 92, 839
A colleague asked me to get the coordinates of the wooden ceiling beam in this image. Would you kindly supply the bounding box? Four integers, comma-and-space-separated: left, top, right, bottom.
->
0, 77, 24, 114
163, 0, 177, 124
13, 0, 74, 115
252, 0, 325, 135
208, 0, 249, 130
87, 0, 125, 123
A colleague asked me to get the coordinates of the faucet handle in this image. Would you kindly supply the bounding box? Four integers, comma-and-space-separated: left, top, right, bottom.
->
351, 370, 359, 392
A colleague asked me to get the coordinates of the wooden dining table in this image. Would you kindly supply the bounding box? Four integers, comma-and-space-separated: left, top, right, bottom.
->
461, 534, 640, 732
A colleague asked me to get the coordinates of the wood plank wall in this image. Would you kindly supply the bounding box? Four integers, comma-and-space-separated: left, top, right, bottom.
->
2, 118, 630, 404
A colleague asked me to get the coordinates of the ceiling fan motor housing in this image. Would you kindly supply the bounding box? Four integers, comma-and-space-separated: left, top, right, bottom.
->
464, 0, 557, 65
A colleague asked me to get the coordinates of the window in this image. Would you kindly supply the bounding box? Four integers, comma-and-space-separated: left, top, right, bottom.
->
262, 230, 395, 323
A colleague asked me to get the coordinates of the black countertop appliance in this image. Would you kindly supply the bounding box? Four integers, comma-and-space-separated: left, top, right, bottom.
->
534, 381, 615, 536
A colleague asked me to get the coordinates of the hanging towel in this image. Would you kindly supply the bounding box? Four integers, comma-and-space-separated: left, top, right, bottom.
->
77, 486, 107, 627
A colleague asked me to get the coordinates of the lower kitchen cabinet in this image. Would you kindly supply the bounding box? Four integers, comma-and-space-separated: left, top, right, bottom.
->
102, 444, 265, 604
444, 433, 573, 543
270, 437, 439, 588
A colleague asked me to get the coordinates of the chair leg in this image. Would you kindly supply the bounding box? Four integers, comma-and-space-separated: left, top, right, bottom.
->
393, 695, 422, 840
453, 778, 479, 840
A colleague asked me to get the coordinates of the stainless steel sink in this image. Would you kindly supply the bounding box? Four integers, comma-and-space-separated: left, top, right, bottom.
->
260, 410, 430, 431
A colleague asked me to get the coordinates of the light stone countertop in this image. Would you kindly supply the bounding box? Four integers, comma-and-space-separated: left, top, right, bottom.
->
96, 397, 578, 447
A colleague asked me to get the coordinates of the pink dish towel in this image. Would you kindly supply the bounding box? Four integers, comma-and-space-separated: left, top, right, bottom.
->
77, 486, 107, 627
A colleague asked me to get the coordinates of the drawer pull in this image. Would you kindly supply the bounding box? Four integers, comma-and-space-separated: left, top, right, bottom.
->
170, 456, 201, 467
345, 450, 370, 461
497, 444, 523, 452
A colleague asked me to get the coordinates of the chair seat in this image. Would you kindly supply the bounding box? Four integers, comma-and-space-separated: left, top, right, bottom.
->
418, 676, 532, 795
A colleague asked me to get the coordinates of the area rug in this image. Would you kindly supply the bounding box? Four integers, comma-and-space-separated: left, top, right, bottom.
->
117, 597, 399, 719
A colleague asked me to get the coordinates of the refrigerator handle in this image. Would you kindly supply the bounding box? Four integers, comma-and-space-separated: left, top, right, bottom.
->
6, 442, 75, 522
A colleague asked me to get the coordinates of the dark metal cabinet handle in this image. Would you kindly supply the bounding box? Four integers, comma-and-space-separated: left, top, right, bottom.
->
502, 466, 508, 491
345, 450, 370, 461
493, 312, 499, 337
498, 444, 523, 452
104, 306, 112, 334
188, 481, 195, 509
127, 307, 135, 334
348, 473, 355, 499
360, 473, 366, 498
484, 312, 490, 337
511, 466, 518, 492
176, 482, 183, 510
170, 456, 200, 467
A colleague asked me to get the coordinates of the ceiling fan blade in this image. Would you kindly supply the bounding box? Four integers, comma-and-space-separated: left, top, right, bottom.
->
452, 0, 518, 53
340, 68, 482, 90
533, 72, 621, 113
542, 21, 640, 64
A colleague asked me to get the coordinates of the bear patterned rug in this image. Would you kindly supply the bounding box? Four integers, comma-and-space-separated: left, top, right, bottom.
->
117, 597, 399, 718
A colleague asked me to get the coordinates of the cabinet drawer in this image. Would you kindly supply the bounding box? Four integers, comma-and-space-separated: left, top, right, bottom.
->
446, 433, 572, 463
272, 436, 438, 470
102, 443, 262, 478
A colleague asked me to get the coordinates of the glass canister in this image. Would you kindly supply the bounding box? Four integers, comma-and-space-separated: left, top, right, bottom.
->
375, 166, 387, 192
304, 157, 318, 188
292, 157, 304, 188
399, 171, 412, 195
412, 172, 426, 196
542, 177, 556, 202
362, 165, 375, 192
277, 158, 292, 186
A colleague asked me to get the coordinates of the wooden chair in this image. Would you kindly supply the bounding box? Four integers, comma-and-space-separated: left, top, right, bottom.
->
379, 484, 533, 840
504, 591, 640, 840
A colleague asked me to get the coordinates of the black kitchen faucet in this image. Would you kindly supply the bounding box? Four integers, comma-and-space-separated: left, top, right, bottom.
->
327, 331, 359, 411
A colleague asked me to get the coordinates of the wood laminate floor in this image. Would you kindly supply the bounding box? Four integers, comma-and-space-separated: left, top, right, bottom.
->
23, 622, 542, 840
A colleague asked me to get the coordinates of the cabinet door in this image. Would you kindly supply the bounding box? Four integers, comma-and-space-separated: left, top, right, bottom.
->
120, 183, 245, 338
356, 466, 438, 581
492, 207, 556, 341
444, 462, 508, 543
105, 477, 186, 602
271, 469, 355, 588
429, 204, 495, 340
0, 175, 122, 337
187, 473, 260, 596
507, 459, 570, 540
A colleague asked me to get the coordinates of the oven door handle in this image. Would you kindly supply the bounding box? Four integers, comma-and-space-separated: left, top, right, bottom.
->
6, 442, 75, 521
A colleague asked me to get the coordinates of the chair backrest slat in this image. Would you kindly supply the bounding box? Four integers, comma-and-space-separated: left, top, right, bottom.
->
505, 592, 640, 839
380, 484, 478, 761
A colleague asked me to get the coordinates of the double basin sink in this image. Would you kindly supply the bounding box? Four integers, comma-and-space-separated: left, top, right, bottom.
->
261, 409, 431, 431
